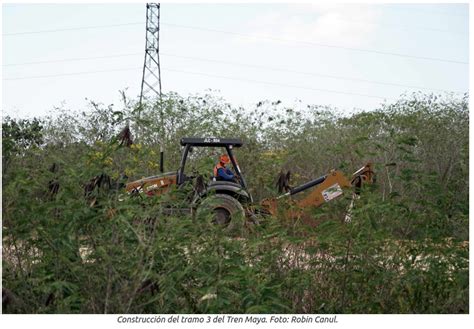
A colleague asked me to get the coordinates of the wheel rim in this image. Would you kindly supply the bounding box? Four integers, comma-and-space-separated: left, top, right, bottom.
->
212, 207, 231, 226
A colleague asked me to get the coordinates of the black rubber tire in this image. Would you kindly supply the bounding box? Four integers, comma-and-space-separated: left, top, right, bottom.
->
196, 194, 245, 236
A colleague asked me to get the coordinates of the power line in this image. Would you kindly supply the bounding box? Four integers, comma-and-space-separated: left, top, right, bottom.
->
4, 65, 465, 101
2, 53, 142, 66
2, 66, 391, 100
318, 15, 467, 36
159, 53, 463, 94
384, 6, 469, 19
2, 22, 142, 36
2, 67, 141, 80
2, 12, 466, 37
3, 52, 464, 94
162, 68, 392, 100
3, 21, 467, 64
161, 23, 468, 65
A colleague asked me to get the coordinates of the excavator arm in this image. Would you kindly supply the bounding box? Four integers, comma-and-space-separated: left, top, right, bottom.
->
261, 163, 374, 217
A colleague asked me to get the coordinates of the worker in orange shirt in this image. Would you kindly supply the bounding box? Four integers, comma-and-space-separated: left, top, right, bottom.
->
213, 154, 235, 182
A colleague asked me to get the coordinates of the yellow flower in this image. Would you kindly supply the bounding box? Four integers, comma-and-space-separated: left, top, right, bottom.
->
148, 161, 158, 169
130, 143, 142, 151
111, 171, 120, 180
104, 157, 113, 166
125, 168, 134, 177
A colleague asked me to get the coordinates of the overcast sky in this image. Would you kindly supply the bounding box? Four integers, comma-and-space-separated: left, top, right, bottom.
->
1, 3, 469, 118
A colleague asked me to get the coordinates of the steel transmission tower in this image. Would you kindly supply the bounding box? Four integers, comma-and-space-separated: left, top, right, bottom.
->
139, 3, 162, 105
139, 3, 165, 172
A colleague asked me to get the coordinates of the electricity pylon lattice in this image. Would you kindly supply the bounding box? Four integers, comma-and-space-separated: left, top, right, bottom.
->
139, 3, 161, 105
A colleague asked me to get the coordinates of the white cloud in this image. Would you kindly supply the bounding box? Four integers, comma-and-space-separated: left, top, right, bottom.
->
238, 4, 381, 48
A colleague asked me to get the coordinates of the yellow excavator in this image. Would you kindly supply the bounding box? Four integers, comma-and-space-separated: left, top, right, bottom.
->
125, 137, 375, 227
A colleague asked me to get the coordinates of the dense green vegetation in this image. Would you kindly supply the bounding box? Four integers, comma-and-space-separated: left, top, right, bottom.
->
2, 92, 468, 313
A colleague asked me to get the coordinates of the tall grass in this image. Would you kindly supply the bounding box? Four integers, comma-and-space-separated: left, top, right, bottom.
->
2, 92, 468, 313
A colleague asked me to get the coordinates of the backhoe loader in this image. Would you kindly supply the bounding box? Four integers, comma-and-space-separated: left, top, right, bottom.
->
125, 137, 374, 229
